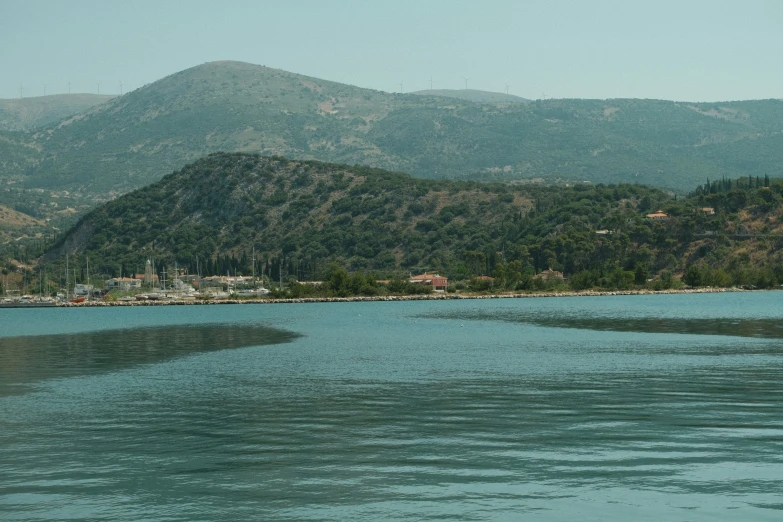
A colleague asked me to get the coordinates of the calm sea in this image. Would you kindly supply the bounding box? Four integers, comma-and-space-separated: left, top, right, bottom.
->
1, 293, 782, 520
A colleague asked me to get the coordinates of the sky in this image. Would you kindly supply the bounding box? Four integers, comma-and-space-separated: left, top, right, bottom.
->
2, 0, 782, 102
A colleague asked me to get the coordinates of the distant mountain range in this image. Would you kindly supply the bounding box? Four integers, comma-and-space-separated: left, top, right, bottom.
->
411, 89, 530, 104
1, 60, 783, 197
0, 94, 115, 132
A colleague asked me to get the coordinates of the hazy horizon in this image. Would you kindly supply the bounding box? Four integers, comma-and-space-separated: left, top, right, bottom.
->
2, 0, 782, 102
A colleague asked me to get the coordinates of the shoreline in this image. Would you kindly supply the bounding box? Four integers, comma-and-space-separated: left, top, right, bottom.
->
56, 286, 754, 307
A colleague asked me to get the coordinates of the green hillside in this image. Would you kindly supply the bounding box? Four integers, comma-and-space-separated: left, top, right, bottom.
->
0, 94, 116, 131
41, 153, 783, 292
2, 61, 783, 198
0, 130, 40, 175
411, 89, 530, 104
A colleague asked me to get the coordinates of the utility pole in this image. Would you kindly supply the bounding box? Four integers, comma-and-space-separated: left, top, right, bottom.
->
97, 81, 102, 95
464, 78, 468, 90
399, 81, 403, 94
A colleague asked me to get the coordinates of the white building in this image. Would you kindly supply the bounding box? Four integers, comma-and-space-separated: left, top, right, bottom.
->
105, 277, 142, 291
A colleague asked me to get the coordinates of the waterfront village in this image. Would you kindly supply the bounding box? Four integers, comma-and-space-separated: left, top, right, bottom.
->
1, 258, 462, 307
1, 207, 719, 308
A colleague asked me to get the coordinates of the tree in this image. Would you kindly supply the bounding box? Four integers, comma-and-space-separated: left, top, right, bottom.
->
326, 263, 350, 296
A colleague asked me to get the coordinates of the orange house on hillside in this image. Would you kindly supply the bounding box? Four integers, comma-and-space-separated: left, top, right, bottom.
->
646, 209, 669, 220
409, 273, 448, 292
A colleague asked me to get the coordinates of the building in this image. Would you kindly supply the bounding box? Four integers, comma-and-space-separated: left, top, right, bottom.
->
409, 273, 448, 292
646, 210, 669, 221
133, 272, 159, 285
700, 207, 715, 216
533, 269, 565, 281
105, 277, 142, 291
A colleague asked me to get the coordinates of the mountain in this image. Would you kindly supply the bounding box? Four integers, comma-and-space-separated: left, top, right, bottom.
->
0, 94, 116, 131
43, 153, 783, 291
4, 61, 783, 197
411, 89, 530, 104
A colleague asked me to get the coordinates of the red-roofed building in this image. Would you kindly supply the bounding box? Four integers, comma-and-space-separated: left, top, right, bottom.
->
409, 273, 448, 292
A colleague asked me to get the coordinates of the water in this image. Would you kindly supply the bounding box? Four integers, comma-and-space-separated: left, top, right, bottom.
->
1, 293, 782, 520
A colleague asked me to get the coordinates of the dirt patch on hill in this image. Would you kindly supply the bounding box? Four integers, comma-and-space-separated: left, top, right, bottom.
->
0, 205, 44, 227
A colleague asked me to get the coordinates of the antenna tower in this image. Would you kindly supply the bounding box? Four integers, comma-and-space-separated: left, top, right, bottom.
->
429, 76, 433, 90
399, 81, 403, 94
463, 77, 468, 90
97, 81, 102, 95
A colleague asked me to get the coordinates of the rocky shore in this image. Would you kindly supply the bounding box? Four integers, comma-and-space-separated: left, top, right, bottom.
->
58, 287, 746, 307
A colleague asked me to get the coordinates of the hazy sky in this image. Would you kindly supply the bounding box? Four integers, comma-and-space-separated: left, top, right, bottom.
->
2, 0, 782, 101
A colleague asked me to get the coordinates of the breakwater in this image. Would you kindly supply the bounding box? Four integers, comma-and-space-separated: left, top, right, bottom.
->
58, 287, 745, 307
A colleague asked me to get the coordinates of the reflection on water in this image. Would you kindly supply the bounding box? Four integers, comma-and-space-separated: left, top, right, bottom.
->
420, 310, 783, 339
0, 324, 299, 395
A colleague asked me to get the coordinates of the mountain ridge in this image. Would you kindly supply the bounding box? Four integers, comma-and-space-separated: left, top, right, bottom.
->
411, 88, 530, 104
2, 61, 783, 198
0, 93, 116, 131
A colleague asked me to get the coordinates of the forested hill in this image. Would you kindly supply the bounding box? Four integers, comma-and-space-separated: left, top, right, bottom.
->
45, 153, 783, 289
3, 60, 783, 197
